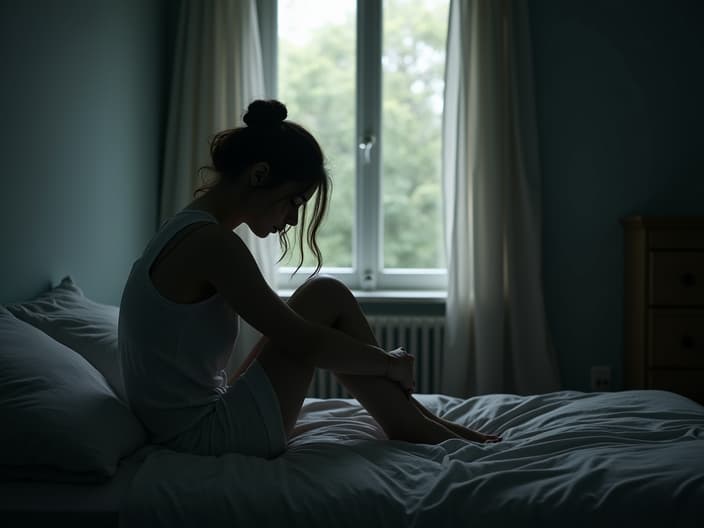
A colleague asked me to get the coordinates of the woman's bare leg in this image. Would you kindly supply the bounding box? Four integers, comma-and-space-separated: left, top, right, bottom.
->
252, 276, 461, 444
326, 280, 501, 444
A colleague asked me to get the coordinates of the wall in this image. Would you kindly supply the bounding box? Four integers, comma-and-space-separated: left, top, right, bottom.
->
530, 0, 704, 390
0, 0, 167, 305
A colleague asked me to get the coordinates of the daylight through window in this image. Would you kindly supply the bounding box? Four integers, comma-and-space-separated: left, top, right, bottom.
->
277, 0, 449, 291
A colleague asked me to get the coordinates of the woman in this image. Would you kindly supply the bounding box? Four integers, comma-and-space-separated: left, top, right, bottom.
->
118, 99, 501, 460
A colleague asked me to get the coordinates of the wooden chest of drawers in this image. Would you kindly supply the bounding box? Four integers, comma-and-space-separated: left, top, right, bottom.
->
622, 216, 704, 405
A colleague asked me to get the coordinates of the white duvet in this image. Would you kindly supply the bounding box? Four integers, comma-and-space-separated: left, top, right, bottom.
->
121, 390, 704, 527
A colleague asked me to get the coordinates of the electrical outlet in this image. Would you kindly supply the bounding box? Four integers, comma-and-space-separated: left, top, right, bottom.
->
590, 365, 611, 392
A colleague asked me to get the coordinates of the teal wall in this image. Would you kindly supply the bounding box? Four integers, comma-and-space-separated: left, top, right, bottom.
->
530, 0, 704, 391
0, 0, 167, 305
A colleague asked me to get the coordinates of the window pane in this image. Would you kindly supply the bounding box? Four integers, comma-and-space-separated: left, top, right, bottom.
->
382, 0, 449, 269
277, 0, 356, 268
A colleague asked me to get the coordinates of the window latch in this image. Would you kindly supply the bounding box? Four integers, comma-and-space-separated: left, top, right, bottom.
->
358, 135, 376, 164
360, 268, 377, 291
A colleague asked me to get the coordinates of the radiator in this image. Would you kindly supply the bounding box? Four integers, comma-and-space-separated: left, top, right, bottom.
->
306, 316, 445, 398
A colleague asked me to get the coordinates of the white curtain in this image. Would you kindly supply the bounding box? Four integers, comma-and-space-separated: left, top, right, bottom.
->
160, 0, 277, 374
441, 0, 561, 397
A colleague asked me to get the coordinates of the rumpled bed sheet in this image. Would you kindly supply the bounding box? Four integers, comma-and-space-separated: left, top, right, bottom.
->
121, 390, 704, 527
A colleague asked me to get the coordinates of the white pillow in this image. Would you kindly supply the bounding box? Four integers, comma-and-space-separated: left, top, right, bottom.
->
5, 275, 126, 402
0, 307, 146, 480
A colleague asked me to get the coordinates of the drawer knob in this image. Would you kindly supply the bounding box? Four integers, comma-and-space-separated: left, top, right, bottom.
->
681, 335, 695, 349
680, 272, 696, 287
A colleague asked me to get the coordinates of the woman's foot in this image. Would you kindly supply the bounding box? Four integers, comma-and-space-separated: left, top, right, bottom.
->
406, 395, 502, 444
404, 417, 501, 445
439, 418, 502, 443
392, 416, 464, 444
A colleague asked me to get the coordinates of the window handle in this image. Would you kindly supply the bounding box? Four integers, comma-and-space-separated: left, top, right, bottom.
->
360, 268, 376, 290
358, 135, 376, 164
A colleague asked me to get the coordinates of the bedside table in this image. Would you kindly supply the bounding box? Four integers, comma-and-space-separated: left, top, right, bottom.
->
622, 216, 704, 405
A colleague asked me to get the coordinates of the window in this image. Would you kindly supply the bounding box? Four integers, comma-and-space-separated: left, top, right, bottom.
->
276, 0, 449, 292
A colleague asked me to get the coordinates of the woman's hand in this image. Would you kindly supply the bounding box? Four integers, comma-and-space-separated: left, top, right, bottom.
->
385, 347, 416, 394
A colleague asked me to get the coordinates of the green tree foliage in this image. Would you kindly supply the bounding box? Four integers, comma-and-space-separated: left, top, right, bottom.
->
279, 0, 448, 270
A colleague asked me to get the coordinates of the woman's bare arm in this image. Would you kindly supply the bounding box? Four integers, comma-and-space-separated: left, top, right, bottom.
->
193, 224, 390, 377
229, 337, 267, 383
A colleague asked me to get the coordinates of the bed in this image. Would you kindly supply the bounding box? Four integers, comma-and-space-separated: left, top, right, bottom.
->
3, 391, 701, 528
2, 277, 703, 527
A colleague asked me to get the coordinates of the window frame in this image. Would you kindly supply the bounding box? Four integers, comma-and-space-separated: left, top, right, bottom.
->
269, 0, 448, 293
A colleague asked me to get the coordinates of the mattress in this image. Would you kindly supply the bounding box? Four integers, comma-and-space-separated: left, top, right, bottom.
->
0, 445, 154, 528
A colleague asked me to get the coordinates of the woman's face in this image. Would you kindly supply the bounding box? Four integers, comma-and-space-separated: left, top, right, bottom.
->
247, 180, 317, 239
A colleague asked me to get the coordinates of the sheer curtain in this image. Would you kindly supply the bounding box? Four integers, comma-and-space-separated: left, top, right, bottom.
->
441, 0, 561, 397
159, 0, 277, 374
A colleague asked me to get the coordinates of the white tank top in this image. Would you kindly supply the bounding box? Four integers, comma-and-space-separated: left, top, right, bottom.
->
118, 208, 239, 443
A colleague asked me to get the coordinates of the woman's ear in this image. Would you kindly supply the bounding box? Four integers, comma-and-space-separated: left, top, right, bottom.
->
248, 162, 271, 187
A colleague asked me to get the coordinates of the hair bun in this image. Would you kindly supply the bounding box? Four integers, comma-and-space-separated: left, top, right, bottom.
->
243, 99, 287, 129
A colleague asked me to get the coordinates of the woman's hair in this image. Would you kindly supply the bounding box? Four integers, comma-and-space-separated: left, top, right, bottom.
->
194, 99, 331, 276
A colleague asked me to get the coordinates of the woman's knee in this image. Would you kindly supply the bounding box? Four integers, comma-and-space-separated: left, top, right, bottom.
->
292, 274, 352, 305
288, 275, 354, 325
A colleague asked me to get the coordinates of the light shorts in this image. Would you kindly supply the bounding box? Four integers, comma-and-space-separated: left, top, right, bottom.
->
163, 359, 288, 459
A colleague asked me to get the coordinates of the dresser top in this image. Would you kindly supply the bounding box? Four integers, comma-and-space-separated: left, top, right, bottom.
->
621, 216, 704, 229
